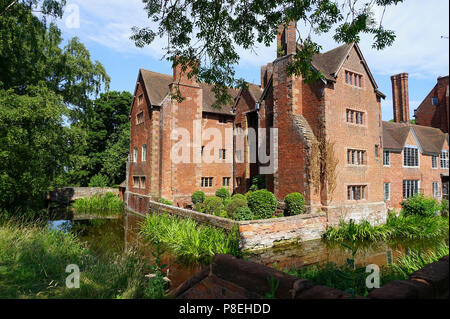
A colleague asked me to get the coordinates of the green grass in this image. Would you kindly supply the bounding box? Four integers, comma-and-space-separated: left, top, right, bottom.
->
322, 214, 449, 242
72, 192, 124, 216
0, 218, 167, 299
284, 242, 449, 297
140, 212, 242, 264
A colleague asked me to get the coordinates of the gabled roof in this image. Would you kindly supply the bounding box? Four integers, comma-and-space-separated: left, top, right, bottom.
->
234, 83, 264, 109
382, 121, 447, 155
310, 43, 353, 81
136, 68, 238, 115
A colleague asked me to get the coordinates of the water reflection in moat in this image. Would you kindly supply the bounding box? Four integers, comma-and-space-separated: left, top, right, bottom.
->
48, 210, 447, 292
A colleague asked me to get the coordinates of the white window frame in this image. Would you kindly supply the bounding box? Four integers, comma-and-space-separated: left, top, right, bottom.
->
403, 145, 419, 168
133, 147, 138, 163
403, 180, 420, 199
440, 150, 449, 169
432, 182, 440, 198
142, 144, 147, 162
432, 155, 438, 169
383, 150, 390, 166
384, 183, 390, 201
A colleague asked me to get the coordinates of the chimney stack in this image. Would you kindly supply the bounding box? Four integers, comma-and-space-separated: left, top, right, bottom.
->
391, 73, 410, 123
172, 57, 198, 85
277, 21, 297, 57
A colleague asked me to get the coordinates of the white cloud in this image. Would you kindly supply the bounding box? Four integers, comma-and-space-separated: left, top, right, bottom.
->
57, 0, 448, 78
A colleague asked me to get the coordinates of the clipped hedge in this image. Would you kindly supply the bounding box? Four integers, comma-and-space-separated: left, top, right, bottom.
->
215, 187, 231, 201
191, 191, 205, 205
231, 193, 246, 201
203, 196, 224, 216
247, 189, 277, 219
284, 192, 305, 216
226, 197, 248, 217
232, 207, 254, 221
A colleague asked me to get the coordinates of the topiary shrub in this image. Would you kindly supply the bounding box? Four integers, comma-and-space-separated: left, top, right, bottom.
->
231, 193, 246, 201
215, 187, 231, 201
88, 174, 109, 187
400, 193, 440, 217
226, 197, 248, 217
232, 207, 255, 221
284, 192, 305, 216
191, 190, 205, 205
158, 197, 173, 206
247, 189, 277, 219
203, 196, 224, 216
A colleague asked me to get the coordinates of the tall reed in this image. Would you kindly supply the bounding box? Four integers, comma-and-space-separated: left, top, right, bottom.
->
140, 212, 241, 263
72, 192, 124, 216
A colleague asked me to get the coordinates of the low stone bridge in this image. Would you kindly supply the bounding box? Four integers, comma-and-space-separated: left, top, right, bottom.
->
48, 187, 119, 204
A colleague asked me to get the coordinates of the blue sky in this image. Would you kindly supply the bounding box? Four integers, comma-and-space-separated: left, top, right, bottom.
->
55, 0, 449, 121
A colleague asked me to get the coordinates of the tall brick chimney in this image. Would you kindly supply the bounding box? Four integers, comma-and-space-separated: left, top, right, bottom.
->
391, 73, 410, 123
172, 58, 198, 85
277, 21, 297, 57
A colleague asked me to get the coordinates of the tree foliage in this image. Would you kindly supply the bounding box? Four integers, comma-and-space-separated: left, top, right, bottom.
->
132, 0, 404, 107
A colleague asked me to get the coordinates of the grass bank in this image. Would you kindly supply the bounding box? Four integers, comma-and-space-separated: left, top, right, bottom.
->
140, 212, 241, 264
0, 218, 167, 299
284, 242, 449, 297
72, 192, 123, 216
322, 213, 449, 242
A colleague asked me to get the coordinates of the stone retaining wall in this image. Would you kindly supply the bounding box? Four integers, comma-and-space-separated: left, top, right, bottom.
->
172, 254, 450, 299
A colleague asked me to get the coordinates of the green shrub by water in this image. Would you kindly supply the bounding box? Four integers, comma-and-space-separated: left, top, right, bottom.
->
140, 213, 241, 263
232, 207, 254, 221
247, 189, 277, 219
88, 174, 110, 187
203, 196, 224, 216
323, 214, 449, 242
72, 192, 123, 216
0, 218, 167, 299
400, 193, 441, 217
284, 192, 305, 216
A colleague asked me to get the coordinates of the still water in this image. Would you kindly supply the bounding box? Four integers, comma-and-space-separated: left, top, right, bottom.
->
48, 210, 446, 292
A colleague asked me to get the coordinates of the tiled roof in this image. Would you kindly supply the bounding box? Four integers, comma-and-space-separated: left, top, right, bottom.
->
310, 43, 353, 81
139, 69, 238, 115
382, 121, 446, 154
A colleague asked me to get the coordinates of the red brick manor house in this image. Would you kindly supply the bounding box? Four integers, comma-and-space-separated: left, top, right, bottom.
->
125, 22, 449, 224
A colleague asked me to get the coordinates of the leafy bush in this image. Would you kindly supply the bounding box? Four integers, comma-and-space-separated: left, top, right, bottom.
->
226, 197, 248, 217
88, 174, 109, 187
203, 196, 224, 216
441, 199, 449, 218
232, 207, 255, 221
284, 192, 305, 216
72, 192, 123, 216
231, 193, 246, 201
400, 193, 440, 217
215, 187, 230, 201
191, 191, 206, 205
158, 198, 173, 206
247, 189, 277, 219
249, 175, 266, 191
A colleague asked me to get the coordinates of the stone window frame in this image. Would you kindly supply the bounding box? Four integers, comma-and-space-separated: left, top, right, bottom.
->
136, 111, 144, 125
346, 184, 368, 201
403, 145, 419, 168
383, 150, 390, 166
132, 175, 146, 189
384, 182, 390, 201
222, 177, 231, 187
345, 108, 365, 126
344, 69, 364, 88
346, 148, 367, 166
140, 176, 146, 189
201, 177, 213, 188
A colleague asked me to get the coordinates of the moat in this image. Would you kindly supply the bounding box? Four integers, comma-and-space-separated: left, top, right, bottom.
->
47, 209, 447, 293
